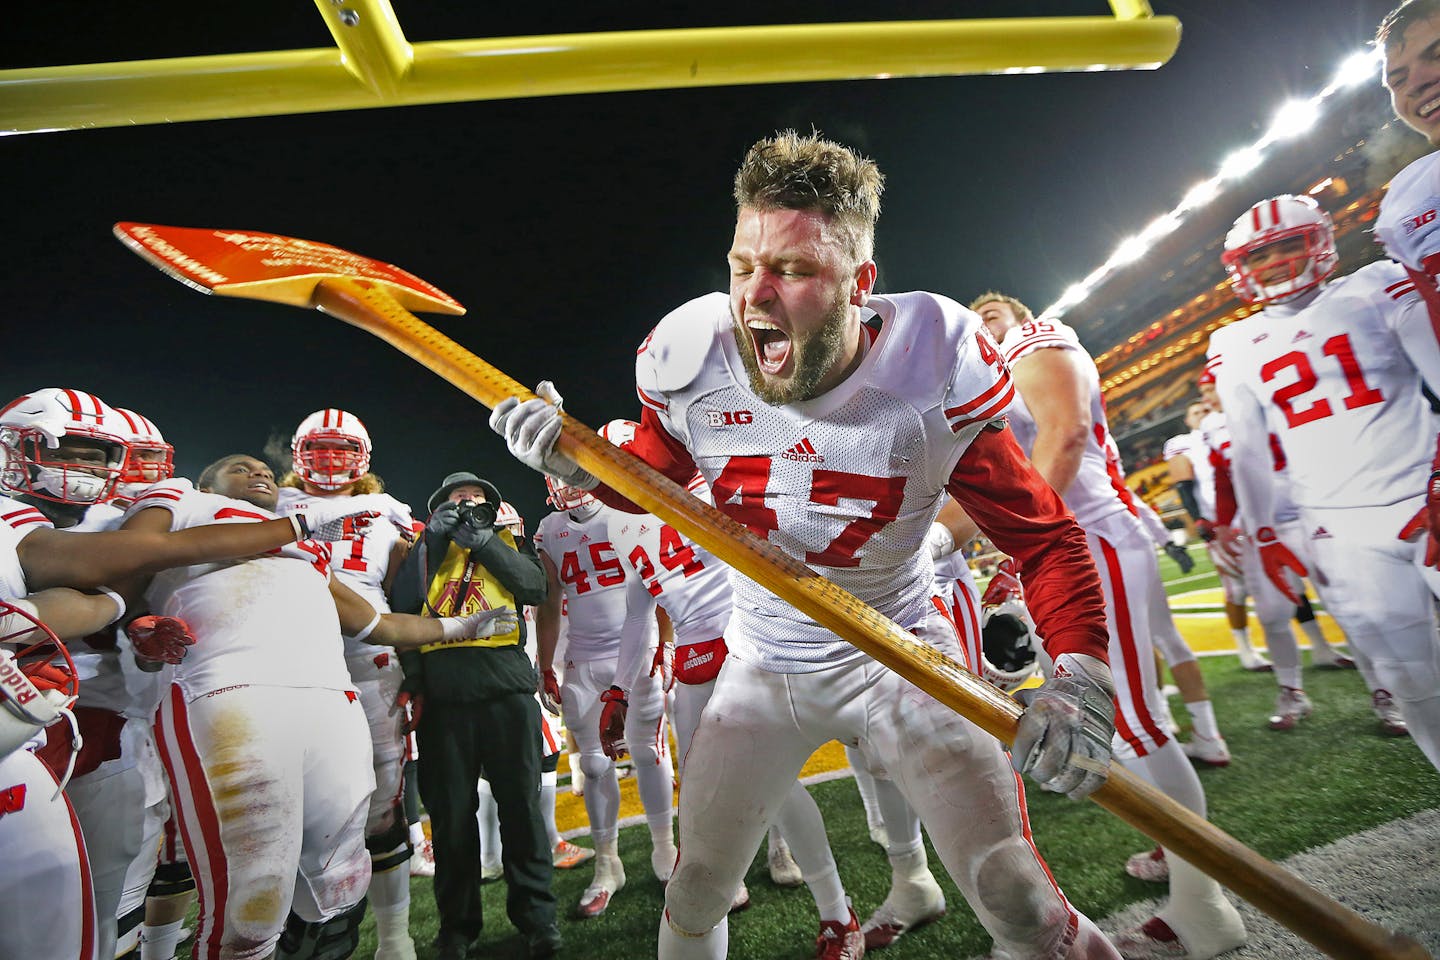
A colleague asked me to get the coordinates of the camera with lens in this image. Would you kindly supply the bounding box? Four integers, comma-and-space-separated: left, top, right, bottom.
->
455, 499, 498, 530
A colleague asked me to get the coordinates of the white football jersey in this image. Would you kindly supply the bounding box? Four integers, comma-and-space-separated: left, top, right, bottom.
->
275, 487, 412, 662
56, 502, 167, 719
124, 480, 353, 700
607, 483, 733, 689
1208, 261, 1440, 517
534, 505, 637, 664
1375, 152, 1440, 274
1161, 430, 1216, 520
0, 495, 49, 599
997, 318, 1140, 529
636, 291, 1012, 673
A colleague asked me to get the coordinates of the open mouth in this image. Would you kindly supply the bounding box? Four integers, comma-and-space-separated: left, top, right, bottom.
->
748, 318, 792, 375
1419, 94, 1440, 120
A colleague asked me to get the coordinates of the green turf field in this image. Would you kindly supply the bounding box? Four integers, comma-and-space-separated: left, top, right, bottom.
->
186, 542, 1434, 958
370, 656, 1438, 959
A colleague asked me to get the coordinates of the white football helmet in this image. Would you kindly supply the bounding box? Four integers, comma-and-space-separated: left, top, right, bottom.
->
1222, 194, 1338, 305
495, 500, 525, 538
599, 418, 639, 448
292, 409, 372, 491
113, 407, 175, 503
0, 388, 128, 505
979, 601, 1039, 694
0, 599, 79, 761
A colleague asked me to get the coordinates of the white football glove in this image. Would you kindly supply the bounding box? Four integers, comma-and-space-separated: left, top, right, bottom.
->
1011, 652, 1115, 800
488, 381, 599, 490
439, 606, 520, 642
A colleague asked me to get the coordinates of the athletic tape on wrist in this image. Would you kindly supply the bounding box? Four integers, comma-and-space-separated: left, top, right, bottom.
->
289, 514, 311, 542
97, 587, 127, 625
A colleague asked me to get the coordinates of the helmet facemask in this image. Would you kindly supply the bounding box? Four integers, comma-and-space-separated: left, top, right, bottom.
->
0, 601, 80, 789
291, 410, 373, 492
545, 475, 597, 515
2, 430, 125, 506
1222, 195, 1338, 306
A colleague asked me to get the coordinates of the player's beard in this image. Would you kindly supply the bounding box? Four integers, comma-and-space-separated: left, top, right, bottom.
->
732, 290, 851, 406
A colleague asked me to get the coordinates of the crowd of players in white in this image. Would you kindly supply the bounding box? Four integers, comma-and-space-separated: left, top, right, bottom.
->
7, 5, 1440, 960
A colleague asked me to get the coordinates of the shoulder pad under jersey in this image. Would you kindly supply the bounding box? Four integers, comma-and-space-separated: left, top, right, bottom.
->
1322, 259, 1418, 308
999, 318, 1081, 366
636, 293, 728, 397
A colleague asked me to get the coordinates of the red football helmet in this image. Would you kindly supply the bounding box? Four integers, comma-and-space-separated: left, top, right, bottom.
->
0, 388, 128, 505
1222, 195, 1338, 305
0, 599, 79, 761
113, 407, 175, 503
545, 475, 596, 513
292, 409, 372, 491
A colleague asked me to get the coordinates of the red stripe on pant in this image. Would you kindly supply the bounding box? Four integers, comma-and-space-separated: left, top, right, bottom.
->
154, 686, 230, 960
1010, 767, 1077, 931
41, 761, 97, 960
1096, 537, 1168, 755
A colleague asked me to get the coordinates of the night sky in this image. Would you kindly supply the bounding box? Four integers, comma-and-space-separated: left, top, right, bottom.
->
3, 0, 1401, 526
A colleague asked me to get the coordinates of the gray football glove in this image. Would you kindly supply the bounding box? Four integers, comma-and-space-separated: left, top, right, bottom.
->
1012, 652, 1115, 800
488, 381, 598, 490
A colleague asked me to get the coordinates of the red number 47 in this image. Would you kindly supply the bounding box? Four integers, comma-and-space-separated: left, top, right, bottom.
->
710, 457, 905, 568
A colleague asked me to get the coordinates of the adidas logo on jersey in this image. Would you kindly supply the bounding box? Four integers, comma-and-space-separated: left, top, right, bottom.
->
637, 523, 649, 534
1291, 330, 1312, 343
1251, 332, 1269, 344
1311, 526, 1332, 540
782, 438, 824, 462
579, 534, 591, 543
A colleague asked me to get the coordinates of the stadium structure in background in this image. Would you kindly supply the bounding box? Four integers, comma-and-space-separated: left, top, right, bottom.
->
1060, 75, 1429, 507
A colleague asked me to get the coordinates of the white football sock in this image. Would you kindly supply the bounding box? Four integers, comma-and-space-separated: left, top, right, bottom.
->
476, 777, 502, 870
540, 771, 560, 850
1184, 699, 1220, 741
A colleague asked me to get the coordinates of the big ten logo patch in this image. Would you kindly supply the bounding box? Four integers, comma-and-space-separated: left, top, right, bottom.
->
705, 410, 753, 427
0, 783, 25, 817
1405, 206, 1439, 235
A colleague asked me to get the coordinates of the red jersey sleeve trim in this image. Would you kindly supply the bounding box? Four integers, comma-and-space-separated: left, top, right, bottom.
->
591, 406, 699, 514
946, 426, 1108, 662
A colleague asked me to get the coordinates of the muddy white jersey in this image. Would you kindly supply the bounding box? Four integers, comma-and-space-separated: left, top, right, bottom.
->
1208, 261, 1440, 515
607, 482, 733, 688
997, 318, 1139, 528
636, 291, 1014, 673
534, 505, 637, 664
124, 479, 353, 700
1162, 430, 1216, 520
276, 487, 412, 662
0, 496, 48, 599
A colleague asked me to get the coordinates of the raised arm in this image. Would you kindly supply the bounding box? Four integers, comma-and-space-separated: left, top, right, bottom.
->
23, 508, 306, 592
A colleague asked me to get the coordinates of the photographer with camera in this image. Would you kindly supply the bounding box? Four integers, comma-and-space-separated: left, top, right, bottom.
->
391, 472, 560, 959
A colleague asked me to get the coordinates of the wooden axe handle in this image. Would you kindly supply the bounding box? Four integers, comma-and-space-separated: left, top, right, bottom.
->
312, 276, 1430, 960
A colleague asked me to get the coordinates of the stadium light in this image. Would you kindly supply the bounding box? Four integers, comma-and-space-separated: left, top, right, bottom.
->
1178, 177, 1222, 212
1108, 235, 1149, 266
1218, 145, 1264, 180
1267, 97, 1322, 140
1332, 49, 1382, 90
1037, 42, 1381, 324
